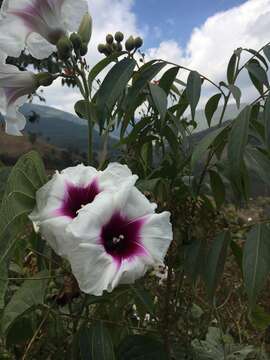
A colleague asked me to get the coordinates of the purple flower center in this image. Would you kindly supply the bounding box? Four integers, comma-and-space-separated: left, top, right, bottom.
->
56, 179, 100, 219
100, 212, 147, 265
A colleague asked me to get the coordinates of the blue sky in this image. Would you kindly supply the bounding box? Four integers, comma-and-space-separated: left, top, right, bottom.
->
133, 0, 246, 48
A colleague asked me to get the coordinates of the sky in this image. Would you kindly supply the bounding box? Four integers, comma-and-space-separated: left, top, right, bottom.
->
40, 0, 270, 115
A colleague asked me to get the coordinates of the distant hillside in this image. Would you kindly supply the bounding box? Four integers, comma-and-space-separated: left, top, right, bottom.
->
20, 103, 118, 155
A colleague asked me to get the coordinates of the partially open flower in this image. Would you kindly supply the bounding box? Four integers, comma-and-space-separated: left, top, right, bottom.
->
66, 185, 172, 296
0, 0, 88, 59
0, 52, 37, 135
29, 163, 138, 256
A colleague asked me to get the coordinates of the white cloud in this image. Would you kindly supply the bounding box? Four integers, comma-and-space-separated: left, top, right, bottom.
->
38, 0, 270, 116
146, 0, 270, 104
36, 0, 140, 114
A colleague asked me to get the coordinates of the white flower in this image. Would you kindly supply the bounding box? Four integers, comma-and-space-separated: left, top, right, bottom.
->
0, 0, 88, 59
0, 52, 37, 135
66, 184, 172, 296
29, 163, 138, 256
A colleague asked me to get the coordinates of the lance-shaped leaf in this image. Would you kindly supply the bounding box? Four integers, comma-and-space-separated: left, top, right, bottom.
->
209, 170, 226, 209
186, 70, 201, 120
228, 84, 241, 109
263, 45, 270, 62
205, 93, 222, 127
264, 94, 270, 150
227, 53, 238, 84
228, 106, 251, 182
95, 58, 136, 124
149, 83, 167, 122
243, 224, 270, 308
204, 231, 231, 301
159, 66, 179, 95
245, 147, 270, 187
246, 59, 269, 95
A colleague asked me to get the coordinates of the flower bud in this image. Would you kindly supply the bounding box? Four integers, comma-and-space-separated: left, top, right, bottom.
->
80, 43, 88, 56
134, 37, 143, 49
78, 13, 92, 45
70, 33, 82, 50
106, 34, 114, 44
115, 31, 124, 42
57, 36, 73, 61
125, 36, 135, 51
98, 44, 107, 54
35, 72, 55, 87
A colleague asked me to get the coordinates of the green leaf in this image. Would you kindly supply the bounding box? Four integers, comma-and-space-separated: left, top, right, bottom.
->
227, 84, 241, 109
80, 321, 115, 360
149, 83, 167, 122
95, 58, 136, 123
191, 126, 227, 170
246, 59, 269, 94
264, 94, 270, 150
245, 147, 270, 187
163, 125, 179, 154
88, 52, 125, 91
205, 93, 222, 127
249, 305, 270, 331
124, 61, 166, 110
228, 106, 251, 181
159, 66, 179, 95
243, 224, 270, 308
186, 71, 201, 120
184, 239, 205, 283
74, 99, 98, 124
227, 53, 237, 84
204, 231, 231, 301
245, 48, 268, 70
117, 335, 168, 360
130, 285, 155, 315
0, 152, 47, 265
1, 271, 48, 334
0, 260, 8, 309
208, 170, 225, 208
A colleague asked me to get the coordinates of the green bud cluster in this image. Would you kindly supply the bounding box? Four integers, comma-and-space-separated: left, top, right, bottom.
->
97, 31, 143, 57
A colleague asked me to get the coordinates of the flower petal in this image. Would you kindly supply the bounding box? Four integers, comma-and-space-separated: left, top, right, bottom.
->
98, 162, 138, 189
26, 32, 56, 59
61, 0, 88, 32
61, 163, 98, 186
0, 16, 28, 57
140, 211, 173, 263
68, 243, 118, 296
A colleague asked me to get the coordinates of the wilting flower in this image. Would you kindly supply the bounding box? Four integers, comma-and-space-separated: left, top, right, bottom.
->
66, 185, 172, 296
29, 163, 138, 256
0, 0, 88, 59
0, 52, 37, 135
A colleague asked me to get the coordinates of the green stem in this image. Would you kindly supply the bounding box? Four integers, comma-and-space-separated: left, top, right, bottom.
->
86, 101, 93, 165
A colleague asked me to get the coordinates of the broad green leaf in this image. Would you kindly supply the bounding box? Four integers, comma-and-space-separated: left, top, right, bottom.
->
191, 126, 227, 170
245, 147, 270, 187
130, 285, 155, 315
186, 71, 201, 120
205, 93, 222, 127
0, 152, 47, 265
81, 321, 115, 360
227, 53, 237, 84
0, 260, 8, 309
159, 66, 179, 95
228, 106, 251, 181
149, 83, 167, 122
1, 271, 48, 334
204, 231, 231, 301
243, 224, 270, 308
117, 335, 168, 360
264, 94, 270, 149
227, 84, 241, 109
88, 52, 125, 91
95, 58, 136, 121
208, 170, 225, 208
246, 59, 269, 94
184, 239, 205, 283
74, 99, 98, 125
176, 89, 189, 119
249, 305, 270, 331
